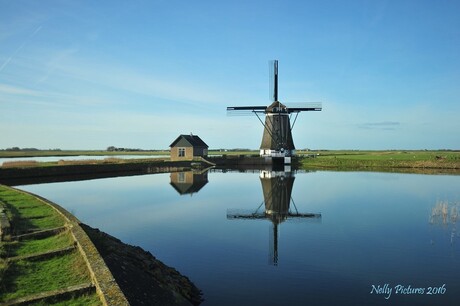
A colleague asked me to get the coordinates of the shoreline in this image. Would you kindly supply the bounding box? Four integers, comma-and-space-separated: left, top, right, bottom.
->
1, 153, 459, 186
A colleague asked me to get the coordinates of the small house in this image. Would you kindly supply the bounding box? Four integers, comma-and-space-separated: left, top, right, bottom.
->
170, 134, 209, 161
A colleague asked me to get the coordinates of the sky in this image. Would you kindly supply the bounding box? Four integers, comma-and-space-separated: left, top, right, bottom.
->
1, 0, 459, 150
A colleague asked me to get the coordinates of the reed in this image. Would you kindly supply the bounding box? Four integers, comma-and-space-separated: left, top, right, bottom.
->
430, 200, 459, 225
1, 160, 38, 168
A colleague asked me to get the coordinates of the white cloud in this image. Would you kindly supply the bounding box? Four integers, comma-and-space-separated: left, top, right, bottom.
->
39, 55, 236, 108
0, 84, 43, 96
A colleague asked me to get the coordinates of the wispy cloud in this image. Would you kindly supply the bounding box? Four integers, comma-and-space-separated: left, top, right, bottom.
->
358, 121, 400, 130
0, 25, 42, 72
0, 84, 43, 97
37, 54, 239, 108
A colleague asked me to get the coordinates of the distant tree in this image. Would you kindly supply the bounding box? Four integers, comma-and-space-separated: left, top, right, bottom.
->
107, 146, 117, 151
6, 147, 20, 151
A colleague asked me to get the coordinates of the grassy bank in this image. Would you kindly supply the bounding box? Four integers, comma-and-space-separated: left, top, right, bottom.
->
2, 149, 460, 173
1, 157, 168, 169
0, 149, 257, 159
0, 150, 169, 158
0, 185, 101, 305
298, 150, 460, 171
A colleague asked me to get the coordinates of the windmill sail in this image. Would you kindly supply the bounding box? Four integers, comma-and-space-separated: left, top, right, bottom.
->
269, 60, 279, 102
226, 60, 323, 162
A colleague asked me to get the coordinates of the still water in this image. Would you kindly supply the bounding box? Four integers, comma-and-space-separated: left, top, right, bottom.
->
17, 170, 460, 305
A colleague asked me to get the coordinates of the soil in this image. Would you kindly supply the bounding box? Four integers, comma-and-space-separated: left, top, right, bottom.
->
81, 224, 203, 306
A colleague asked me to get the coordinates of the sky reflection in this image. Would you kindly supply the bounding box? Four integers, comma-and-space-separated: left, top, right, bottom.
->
18, 170, 460, 305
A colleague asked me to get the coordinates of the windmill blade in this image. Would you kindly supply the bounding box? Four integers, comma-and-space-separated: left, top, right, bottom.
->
227, 106, 267, 111
226, 106, 267, 116
285, 102, 323, 112
269, 60, 279, 102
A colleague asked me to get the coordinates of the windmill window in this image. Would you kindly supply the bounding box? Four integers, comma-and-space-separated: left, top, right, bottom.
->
178, 148, 186, 157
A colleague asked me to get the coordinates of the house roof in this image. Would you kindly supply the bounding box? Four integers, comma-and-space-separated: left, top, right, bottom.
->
170, 134, 209, 148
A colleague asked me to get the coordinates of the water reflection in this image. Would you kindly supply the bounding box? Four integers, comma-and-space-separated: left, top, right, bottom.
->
169, 169, 209, 196
227, 170, 321, 265
13, 170, 460, 305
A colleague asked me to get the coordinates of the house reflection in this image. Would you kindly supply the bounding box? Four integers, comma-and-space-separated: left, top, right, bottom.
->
170, 169, 209, 196
227, 169, 321, 265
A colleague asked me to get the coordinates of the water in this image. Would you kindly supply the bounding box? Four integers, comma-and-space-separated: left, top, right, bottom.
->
16, 170, 460, 305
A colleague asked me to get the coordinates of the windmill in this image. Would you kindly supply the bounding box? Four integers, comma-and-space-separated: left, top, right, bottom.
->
227, 60, 322, 164
227, 170, 321, 265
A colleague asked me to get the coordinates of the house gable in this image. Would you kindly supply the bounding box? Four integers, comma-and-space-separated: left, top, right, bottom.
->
170, 134, 209, 161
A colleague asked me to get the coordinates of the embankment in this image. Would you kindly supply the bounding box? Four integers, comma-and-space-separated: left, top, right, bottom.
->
0, 160, 197, 186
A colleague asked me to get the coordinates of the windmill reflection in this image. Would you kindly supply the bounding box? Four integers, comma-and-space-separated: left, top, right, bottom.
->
170, 169, 209, 196
227, 170, 321, 265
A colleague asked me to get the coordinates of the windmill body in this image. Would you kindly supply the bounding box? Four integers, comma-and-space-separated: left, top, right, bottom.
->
227, 60, 322, 163
260, 101, 296, 158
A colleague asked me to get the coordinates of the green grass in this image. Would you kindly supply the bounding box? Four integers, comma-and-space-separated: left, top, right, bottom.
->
0, 150, 169, 158
0, 185, 102, 305
0, 251, 91, 301
33, 293, 102, 306
5, 230, 74, 257
208, 150, 259, 156
298, 150, 460, 171
0, 186, 65, 233
1, 156, 169, 169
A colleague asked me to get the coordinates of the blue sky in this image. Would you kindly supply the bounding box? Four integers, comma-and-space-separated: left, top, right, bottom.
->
1, 0, 459, 150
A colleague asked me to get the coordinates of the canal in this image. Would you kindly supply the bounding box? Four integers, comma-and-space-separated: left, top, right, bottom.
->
14, 170, 460, 305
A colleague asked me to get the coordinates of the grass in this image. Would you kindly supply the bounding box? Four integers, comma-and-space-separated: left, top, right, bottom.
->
298, 150, 460, 171
5, 230, 74, 257
0, 185, 101, 305
1, 156, 169, 169
0, 150, 169, 158
33, 293, 102, 306
0, 187, 64, 233
0, 251, 91, 301
2, 149, 460, 173
208, 150, 259, 156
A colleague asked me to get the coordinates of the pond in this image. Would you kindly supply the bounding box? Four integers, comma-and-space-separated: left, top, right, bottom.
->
16, 170, 460, 306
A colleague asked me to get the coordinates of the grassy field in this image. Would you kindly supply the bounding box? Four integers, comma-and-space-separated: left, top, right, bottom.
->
0, 149, 257, 168
1, 149, 460, 172
0, 149, 255, 158
0, 150, 169, 158
298, 150, 460, 171
1, 157, 170, 168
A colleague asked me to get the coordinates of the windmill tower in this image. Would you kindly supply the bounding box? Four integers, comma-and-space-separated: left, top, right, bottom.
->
227, 60, 322, 163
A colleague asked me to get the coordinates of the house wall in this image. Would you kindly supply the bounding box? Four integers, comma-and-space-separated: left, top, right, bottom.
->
193, 147, 208, 157
170, 146, 194, 161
